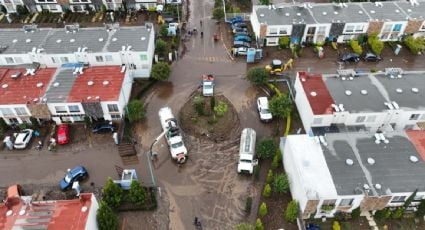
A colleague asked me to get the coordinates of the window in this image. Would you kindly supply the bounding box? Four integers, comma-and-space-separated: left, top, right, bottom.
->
421, 22, 425, 31
268, 28, 278, 35
317, 26, 326, 35
14, 57, 23, 64
339, 198, 354, 207
345, 25, 355, 33
107, 104, 119, 113
366, 115, 376, 123
393, 24, 402, 32
414, 195, 423, 201
404, 124, 415, 130
72, 115, 83, 121
8, 118, 18, 124
0, 108, 14, 116
355, 25, 364, 32
60, 57, 69, 63
55, 106, 67, 113
391, 196, 406, 203
95, 56, 104, 62
111, 114, 121, 119
267, 37, 278, 45
410, 114, 420, 120
51, 57, 57, 63
322, 199, 337, 205
313, 118, 323, 125
421, 114, 425, 120
355, 116, 366, 123
5, 57, 14, 64
14, 107, 28, 116
139, 54, 148, 61
105, 55, 113, 62
382, 24, 392, 33
279, 27, 288, 35
68, 105, 80, 113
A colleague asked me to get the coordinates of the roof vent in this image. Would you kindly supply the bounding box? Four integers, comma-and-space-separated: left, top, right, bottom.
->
301, 78, 306, 82
410, 156, 419, 163
395, 9, 400, 13
12, 39, 18, 43
297, 13, 301, 16
6, 210, 13, 216
33, 98, 38, 102
70, 39, 75, 43
81, 206, 88, 212
407, 9, 412, 12
87, 81, 94, 86
331, 104, 340, 112
95, 96, 100, 99
345, 90, 352, 96
2, 84, 8, 89
56, 39, 62, 43
322, 12, 327, 15
363, 184, 370, 190
397, 74, 402, 78
349, 77, 354, 81
285, 13, 290, 16
367, 158, 375, 165
53, 82, 60, 87
396, 88, 403, 93
112, 37, 118, 42
259, 14, 265, 17
19, 210, 26, 216
334, 11, 338, 15
310, 91, 317, 97
370, 10, 376, 14
103, 80, 109, 86
375, 184, 382, 189
87, 96, 92, 100
412, 87, 419, 93
98, 38, 104, 42
358, 10, 363, 14
346, 159, 354, 166
26, 39, 31, 43
361, 90, 368, 95
36, 83, 43, 88
141, 37, 146, 41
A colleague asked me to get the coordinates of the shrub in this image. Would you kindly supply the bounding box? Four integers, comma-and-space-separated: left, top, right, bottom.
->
266, 170, 273, 184
212, 8, 224, 20
278, 36, 290, 49
271, 150, 282, 169
0, 118, 8, 135
253, 165, 260, 181
351, 207, 361, 219
349, 40, 363, 55
269, 94, 292, 120
127, 99, 145, 123
247, 67, 269, 86
262, 184, 271, 198
404, 36, 425, 55
210, 96, 216, 112
97, 201, 118, 230
259, 0, 270, 5
235, 223, 255, 230
374, 208, 391, 221
334, 211, 350, 221
84, 116, 92, 128
193, 96, 205, 116
333, 221, 341, 230
416, 199, 425, 217
155, 39, 167, 56
256, 138, 277, 159
128, 180, 147, 206
273, 173, 289, 194
368, 34, 384, 55
391, 207, 404, 219
102, 177, 123, 209
285, 200, 299, 223
245, 197, 253, 214
151, 62, 171, 81
259, 202, 268, 218
255, 218, 264, 230
214, 101, 228, 117
159, 24, 168, 37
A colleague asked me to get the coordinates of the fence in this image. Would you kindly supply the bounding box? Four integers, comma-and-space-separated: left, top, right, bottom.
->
225, 12, 251, 22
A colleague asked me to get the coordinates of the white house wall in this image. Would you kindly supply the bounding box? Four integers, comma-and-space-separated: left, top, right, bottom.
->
302, 24, 331, 44
0, 54, 33, 66
294, 75, 315, 133
84, 194, 99, 230
250, 8, 261, 41
0, 104, 32, 125
394, 109, 425, 130
47, 103, 85, 124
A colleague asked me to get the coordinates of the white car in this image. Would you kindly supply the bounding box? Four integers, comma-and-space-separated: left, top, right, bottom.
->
232, 47, 248, 56
257, 97, 273, 122
14, 129, 34, 149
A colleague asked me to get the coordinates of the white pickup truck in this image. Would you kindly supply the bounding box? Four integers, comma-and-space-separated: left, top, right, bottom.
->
158, 107, 188, 164
237, 128, 258, 174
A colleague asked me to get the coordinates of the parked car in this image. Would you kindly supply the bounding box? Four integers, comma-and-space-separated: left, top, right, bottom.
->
57, 124, 70, 145
233, 27, 248, 34
13, 129, 33, 149
232, 47, 249, 56
234, 35, 251, 43
232, 22, 247, 30
229, 16, 243, 24
257, 97, 273, 122
363, 52, 381, 62
234, 31, 250, 37
339, 53, 360, 63
233, 41, 250, 48
92, 123, 115, 133
59, 166, 88, 190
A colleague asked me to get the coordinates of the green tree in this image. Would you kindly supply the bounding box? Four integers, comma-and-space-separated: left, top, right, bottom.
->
404, 35, 425, 55
212, 8, 224, 20
255, 218, 264, 230
102, 177, 123, 209
262, 184, 271, 198
374, 208, 391, 221
155, 39, 167, 56
259, 0, 270, 5
351, 207, 361, 219
367, 34, 384, 55
349, 40, 363, 55
128, 180, 147, 206
127, 99, 145, 123
285, 200, 299, 223
193, 96, 205, 116
266, 169, 274, 184
159, 24, 169, 37
151, 62, 171, 81
391, 207, 404, 219
214, 101, 228, 117
271, 149, 282, 169
256, 138, 277, 159
333, 221, 341, 230
247, 67, 268, 86
235, 223, 255, 230
259, 202, 268, 218
404, 189, 418, 208
273, 173, 289, 194
269, 94, 292, 120
97, 201, 118, 230
416, 199, 425, 217
278, 36, 290, 49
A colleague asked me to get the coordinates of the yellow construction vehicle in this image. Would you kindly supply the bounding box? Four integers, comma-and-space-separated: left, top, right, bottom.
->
265, 58, 293, 75
157, 15, 165, 25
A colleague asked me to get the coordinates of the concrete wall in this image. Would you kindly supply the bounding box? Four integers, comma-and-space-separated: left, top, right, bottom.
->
84, 194, 99, 230
294, 74, 315, 133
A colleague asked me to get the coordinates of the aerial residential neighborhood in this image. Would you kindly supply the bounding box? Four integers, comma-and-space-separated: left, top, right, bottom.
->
0, 0, 425, 229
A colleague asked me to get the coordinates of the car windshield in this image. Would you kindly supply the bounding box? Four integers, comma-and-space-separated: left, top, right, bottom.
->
204, 85, 213, 89
64, 174, 72, 183
261, 108, 270, 114
240, 159, 252, 163
171, 141, 183, 148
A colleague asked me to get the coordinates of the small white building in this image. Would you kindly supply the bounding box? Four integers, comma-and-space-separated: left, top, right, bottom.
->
282, 131, 425, 219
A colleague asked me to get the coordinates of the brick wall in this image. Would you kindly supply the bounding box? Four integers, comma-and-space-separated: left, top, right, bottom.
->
405, 20, 424, 34
360, 196, 392, 211
260, 24, 267, 38
302, 199, 320, 219
367, 21, 384, 35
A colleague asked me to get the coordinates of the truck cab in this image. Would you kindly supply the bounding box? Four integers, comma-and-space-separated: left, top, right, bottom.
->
237, 128, 258, 174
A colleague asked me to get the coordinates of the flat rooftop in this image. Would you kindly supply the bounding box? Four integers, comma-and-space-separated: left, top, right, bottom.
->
0, 68, 56, 105
254, 1, 425, 25
298, 72, 334, 115
0, 25, 153, 54
321, 131, 425, 196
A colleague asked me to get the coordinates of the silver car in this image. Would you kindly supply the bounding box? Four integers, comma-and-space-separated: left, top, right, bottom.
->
14, 129, 33, 149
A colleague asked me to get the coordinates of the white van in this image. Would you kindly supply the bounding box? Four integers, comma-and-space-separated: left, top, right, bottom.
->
237, 128, 258, 174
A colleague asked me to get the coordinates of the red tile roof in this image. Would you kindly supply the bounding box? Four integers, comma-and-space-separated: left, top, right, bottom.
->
0, 193, 94, 230
298, 72, 334, 115
0, 68, 56, 105
406, 130, 425, 162
67, 66, 125, 102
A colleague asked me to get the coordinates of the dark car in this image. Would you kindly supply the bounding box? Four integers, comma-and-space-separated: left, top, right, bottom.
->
363, 52, 381, 62
234, 31, 250, 37
232, 22, 247, 30
340, 53, 360, 63
59, 166, 88, 190
233, 41, 250, 48
229, 16, 243, 24
92, 123, 115, 133
234, 35, 252, 43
